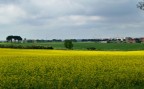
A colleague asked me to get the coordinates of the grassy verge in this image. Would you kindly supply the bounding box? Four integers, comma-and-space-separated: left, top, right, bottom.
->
0, 42, 144, 50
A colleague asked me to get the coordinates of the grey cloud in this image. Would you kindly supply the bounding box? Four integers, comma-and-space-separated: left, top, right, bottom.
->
0, 0, 143, 40
0, 0, 24, 5
0, 0, 18, 3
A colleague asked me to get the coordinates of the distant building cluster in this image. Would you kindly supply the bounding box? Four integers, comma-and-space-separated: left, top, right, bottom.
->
125, 37, 144, 43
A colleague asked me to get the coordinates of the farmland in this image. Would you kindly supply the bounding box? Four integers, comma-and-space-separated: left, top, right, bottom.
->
1, 42, 144, 50
0, 48, 144, 89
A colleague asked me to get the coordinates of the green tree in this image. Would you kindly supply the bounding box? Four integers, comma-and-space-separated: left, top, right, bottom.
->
6, 35, 13, 42
64, 40, 73, 49
6, 35, 23, 43
14, 36, 23, 42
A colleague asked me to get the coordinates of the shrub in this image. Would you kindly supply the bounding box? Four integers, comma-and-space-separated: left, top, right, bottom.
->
87, 47, 96, 50
64, 40, 73, 49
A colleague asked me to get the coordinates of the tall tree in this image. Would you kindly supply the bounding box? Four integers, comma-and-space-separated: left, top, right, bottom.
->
17, 36, 23, 42
14, 36, 22, 42
6, 35, 13, 42
6, 35, 23, 42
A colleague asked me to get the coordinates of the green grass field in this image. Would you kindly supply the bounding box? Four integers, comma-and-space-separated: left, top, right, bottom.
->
1, 42, 144, 50
0, 49, 144, 89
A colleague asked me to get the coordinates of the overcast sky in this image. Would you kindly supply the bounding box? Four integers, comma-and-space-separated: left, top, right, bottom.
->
0, 0, 143, 40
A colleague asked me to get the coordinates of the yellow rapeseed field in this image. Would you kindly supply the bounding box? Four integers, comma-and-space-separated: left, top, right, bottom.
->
0, 48, 144, 89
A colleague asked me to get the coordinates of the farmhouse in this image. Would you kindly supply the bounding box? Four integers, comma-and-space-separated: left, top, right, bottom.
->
140, 38, 144, 43
125, 37, 136, 43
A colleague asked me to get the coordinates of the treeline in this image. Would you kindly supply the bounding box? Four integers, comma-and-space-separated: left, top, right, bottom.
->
26, 39, 77, 43
0, 44, 53, 49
